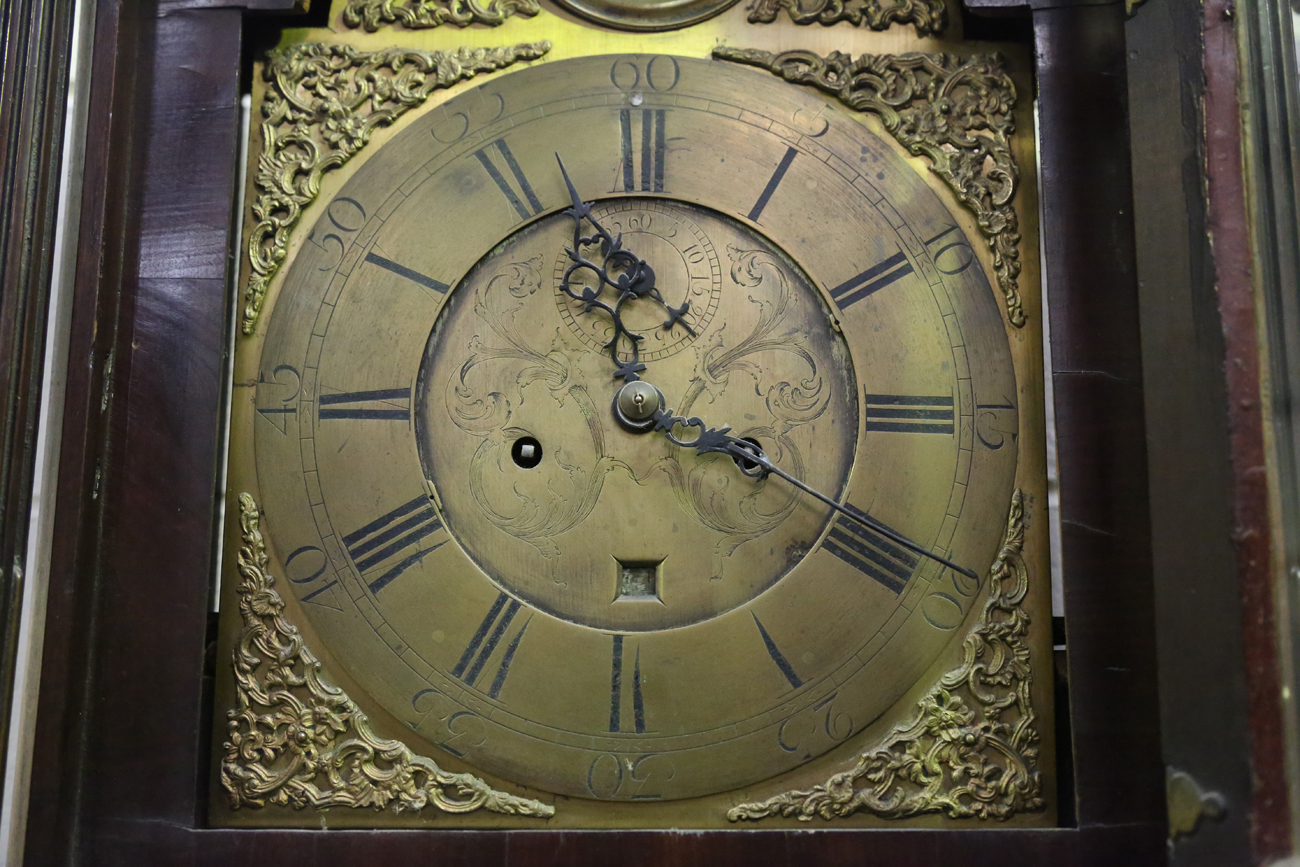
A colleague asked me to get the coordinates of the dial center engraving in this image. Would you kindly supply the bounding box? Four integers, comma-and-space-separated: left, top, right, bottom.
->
416, 198, 859, 632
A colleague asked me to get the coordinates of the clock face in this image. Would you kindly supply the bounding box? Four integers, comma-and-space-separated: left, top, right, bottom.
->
248, 54, 1019, 802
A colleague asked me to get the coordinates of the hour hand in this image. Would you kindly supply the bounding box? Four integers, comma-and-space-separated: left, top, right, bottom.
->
554, 155, 694, 378
614, 379, 979, 583
556, 152, 593, 222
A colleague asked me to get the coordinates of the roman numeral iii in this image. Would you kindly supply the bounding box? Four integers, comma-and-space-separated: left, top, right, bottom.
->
864, 393, 955, 435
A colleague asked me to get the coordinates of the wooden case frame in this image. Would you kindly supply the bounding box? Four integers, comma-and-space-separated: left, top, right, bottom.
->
21, 0, 1170, 862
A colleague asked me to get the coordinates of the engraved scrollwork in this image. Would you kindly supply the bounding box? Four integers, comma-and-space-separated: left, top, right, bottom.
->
728, 489, 1042, 822
651, 246, 831, 575
714, 48, 1026, 328
243, 41, 551, 335
222, 494, 554, 818
746, 0, 947, 33
448, 259, 624, 578
343, 0, 541, 30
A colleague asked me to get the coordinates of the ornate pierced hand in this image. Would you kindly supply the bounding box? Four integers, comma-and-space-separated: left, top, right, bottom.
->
555, 154, 694, 382
614, 379, 979, 583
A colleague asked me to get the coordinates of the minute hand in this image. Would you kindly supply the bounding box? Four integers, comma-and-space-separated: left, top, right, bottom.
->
651, 406, 979, 583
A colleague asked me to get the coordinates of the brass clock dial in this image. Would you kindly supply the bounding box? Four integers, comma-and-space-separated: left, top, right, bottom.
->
246, 53, 1019, 803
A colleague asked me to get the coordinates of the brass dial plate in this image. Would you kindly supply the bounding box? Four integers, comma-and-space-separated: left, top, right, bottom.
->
245, 54, 1019, 803
550, 0, 741, 31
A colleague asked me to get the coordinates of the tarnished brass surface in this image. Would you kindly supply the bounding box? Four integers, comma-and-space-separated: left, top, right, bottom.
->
243, 41, 550, 334
716, 47, 1025, 327
729, 490, 1041, 821
215, 0, 1051, 829
224, 494, 554, 818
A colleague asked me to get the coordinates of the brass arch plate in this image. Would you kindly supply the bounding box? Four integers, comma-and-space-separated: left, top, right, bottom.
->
552, 0, 741, 30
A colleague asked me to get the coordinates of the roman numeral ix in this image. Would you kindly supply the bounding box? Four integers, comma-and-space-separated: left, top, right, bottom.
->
343, 495, 445, 593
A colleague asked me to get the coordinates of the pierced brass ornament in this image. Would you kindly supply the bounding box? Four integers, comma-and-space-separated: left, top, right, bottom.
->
243, 41, 551, 336
222, 494, 555, 818
714, 47, 1026, 327
729, 490, 1042, 822
746, 0, 946, 32
341, 0, 541, 30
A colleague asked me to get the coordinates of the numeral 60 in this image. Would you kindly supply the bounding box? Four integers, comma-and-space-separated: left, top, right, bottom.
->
610, 56, 680, 92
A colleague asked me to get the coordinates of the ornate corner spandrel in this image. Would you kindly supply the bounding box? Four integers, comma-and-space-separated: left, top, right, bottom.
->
342, 0, 541, 30
728, 489, 1042, 822
243, 41, 551, 336
746, 0, 946, 33
222, 493, 555, 818
714, 48, 1026, 328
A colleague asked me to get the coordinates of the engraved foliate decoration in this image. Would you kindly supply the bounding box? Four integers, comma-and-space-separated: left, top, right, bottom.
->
728, 490, 1042, 822
746, 0, 946, 32
342, 0, 541, 30
714, 48, 1026, 328
222, 494, 555, 818
243, 41, 552, 336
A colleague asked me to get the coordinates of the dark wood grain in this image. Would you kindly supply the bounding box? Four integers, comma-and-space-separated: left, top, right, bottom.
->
1126, 2, 1257, 864
1202, 0, 1293, 858
1034, 5, 1166, 834
23, 3, 1172, 864
0, 0, 77, 813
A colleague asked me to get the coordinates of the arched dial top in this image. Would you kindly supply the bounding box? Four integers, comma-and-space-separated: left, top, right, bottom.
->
249, 54, 1020, 802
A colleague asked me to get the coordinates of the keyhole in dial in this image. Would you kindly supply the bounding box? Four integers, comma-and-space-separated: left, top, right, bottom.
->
511, 436, 543, 469
732, 437, 764, 473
